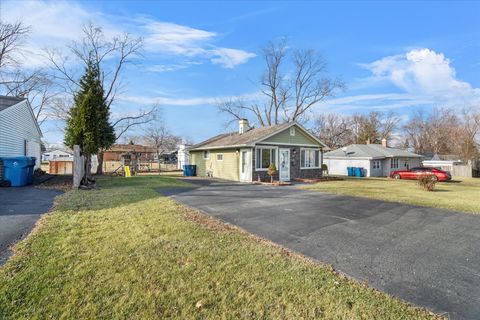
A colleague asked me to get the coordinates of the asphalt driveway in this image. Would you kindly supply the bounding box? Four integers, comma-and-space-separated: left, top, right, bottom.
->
0, 187, 63, 265
160, 178, 480, 320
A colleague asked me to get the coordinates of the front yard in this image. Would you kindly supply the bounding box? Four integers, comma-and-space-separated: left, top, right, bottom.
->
303, 177, 480, 214
0, 176, 437, 319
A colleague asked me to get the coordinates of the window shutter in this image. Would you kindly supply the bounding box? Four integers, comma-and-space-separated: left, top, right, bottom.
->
300, 150, 305, 167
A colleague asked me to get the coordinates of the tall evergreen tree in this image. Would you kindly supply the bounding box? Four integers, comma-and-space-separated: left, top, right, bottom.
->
65, 57, 115, 185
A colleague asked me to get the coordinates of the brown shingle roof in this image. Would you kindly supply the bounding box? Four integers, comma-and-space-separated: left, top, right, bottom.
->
191, 122, 294, 150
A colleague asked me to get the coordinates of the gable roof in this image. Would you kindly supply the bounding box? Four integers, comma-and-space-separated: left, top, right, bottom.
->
0, 95, 42, 138
190, 122, 328, 151
0, 96, 26, 112
324, 144, 422, 159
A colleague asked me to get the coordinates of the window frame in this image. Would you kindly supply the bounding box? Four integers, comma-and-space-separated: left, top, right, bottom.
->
255, 146, 278, 171
373, 160, 381, 169
216, 153, 224, 161
300, 148, 321, 169
290, 127, 296, 136
390, 158, 399, 169
203, 150, 210, 160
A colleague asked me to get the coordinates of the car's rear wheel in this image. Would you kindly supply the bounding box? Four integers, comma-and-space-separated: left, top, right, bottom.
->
431, 175, 439, 182
393, 174, 401, 179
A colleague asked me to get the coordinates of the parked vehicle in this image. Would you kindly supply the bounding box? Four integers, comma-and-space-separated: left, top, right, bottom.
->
389, 167, 451, 182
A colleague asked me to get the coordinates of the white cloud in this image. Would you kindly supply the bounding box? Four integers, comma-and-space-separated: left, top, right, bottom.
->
2, 1, 255, 69
117, 92, 261, 107
210, 48, 256, 69
141, 19, 256, 68
323, 48, 480, 113
361, 48, 480, 104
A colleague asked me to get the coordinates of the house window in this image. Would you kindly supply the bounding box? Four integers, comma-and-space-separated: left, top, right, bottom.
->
373, 160, 381, 169
300, 149, 320, 169
255, 147, 277, 170
203, 150, 210, 159
390, 158, 399, 169
404, 160, 409, 168
290, 127, 296, 136
216, 153, 223, 161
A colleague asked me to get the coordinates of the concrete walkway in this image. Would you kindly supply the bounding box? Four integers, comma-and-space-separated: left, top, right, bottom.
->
0, 187, 63, 265
159, 178, 480, 320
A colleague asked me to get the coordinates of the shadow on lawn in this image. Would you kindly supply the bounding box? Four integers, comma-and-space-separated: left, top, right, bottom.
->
54, 175, 196, 212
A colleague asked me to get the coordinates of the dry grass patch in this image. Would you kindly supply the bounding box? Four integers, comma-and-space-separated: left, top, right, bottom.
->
0, 175, 440, 319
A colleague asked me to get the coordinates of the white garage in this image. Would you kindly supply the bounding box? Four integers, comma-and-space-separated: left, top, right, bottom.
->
324, 141, 422, 177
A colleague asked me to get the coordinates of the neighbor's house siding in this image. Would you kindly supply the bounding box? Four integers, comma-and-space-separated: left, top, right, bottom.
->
190, 149, 240, 181
0, 101, 42, 168
324, 158, 372, 176
382, 157, 421, 177
324, 157, 422, 177
261, 127, 319, 145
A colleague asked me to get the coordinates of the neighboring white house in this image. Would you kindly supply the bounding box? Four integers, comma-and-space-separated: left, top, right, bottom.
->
422, 154, 463, 169
0, 96, 42, 169
177, 144, 192, 169
42, 149, 73, 162
324, 139, 423, 177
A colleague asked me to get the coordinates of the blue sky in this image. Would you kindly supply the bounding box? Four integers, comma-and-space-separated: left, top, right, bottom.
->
3, 0, 480, 145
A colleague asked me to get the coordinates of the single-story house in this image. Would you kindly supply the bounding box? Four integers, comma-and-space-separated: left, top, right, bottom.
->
42, 149, 73, 162
323, 139, 422, 177
422, 154, 479, 177
0, 96, 42, 169
189, 120, 329, 182
422, 154, 463, 168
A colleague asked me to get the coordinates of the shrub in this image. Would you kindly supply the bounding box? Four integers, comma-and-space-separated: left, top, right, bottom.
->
417, 174, 437, 191
267, 163, 277, 184
321, 164, 328, 175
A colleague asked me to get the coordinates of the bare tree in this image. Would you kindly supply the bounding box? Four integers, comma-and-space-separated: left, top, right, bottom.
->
0, 22, 57, 124
4, 70, 57, 125
402, 107, 480, 161
0, 22, 29, 72
144, 121, 182, 172
45, 23, 159, 174
312, 113, 353, 148
217, 39, 344, 127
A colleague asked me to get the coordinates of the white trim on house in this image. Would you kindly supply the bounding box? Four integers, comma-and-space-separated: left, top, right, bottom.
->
203, 150, 210, 159
254, 146, 278, 172
216, 153, 224, 161
300, 148, 321, 169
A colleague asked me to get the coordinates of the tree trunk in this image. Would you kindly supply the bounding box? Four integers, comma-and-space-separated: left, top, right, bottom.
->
96, 150, 104, 175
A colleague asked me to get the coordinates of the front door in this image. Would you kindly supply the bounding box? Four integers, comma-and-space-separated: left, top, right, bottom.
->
239, 149, 252, 182
279, 148, 290, 181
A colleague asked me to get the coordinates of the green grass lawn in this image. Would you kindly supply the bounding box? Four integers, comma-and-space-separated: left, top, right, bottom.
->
303, 177, 480, 214
0, 176, 438, 319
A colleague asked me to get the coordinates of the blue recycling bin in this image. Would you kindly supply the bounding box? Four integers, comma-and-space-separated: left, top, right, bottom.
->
26, 157, 36, 184
354, 167, 364, 177
183, 165, 197, 177
347, 167, 354, 177
2, 157, 31, 187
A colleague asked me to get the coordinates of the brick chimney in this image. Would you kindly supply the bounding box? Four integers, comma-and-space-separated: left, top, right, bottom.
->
382, 138, 388, 148
239, 119, 249, 135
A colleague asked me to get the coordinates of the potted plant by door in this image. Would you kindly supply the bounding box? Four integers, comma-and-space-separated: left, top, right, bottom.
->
267, 163, 277, 184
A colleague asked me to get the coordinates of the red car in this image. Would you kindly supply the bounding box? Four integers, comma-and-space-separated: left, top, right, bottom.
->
389, 167, 451, 182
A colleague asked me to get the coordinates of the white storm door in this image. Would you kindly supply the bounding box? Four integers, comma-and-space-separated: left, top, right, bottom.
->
239, 149, 251, 182
279, 148, 290, 181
